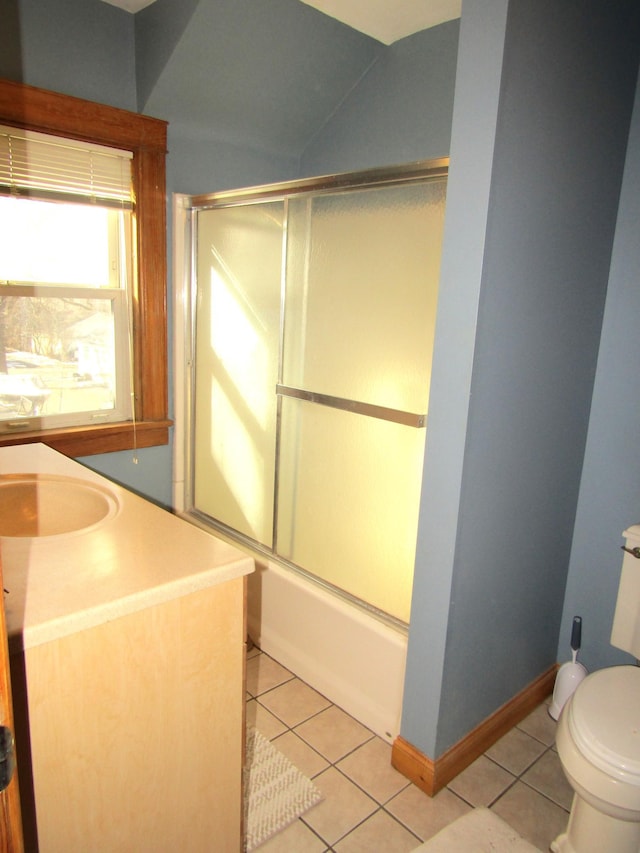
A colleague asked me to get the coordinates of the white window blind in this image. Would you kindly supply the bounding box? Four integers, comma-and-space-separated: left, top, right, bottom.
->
0, 125, 133, 208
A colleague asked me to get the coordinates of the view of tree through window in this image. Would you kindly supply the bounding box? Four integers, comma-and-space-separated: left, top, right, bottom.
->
0, 294, 118, 418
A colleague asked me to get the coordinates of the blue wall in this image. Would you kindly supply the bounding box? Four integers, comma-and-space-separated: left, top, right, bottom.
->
3, 0, 640, 761
558, 67, 640, 673
136, 0, 382, 190
300, 21, 459, 175
404, 0, 640, 756
401, 0, 511, 758
0, 0, 137, 111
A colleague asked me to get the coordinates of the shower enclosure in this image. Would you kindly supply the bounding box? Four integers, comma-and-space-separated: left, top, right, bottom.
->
179, 162, 446, 620
174, 161, 447, 736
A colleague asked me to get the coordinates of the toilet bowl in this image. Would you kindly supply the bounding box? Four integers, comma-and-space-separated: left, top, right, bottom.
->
552, 525, 640, 851
551, 665, 640, 853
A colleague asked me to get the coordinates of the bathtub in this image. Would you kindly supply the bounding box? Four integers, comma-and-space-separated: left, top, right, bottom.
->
174, 443, 407, 741
246, 559, 408, 743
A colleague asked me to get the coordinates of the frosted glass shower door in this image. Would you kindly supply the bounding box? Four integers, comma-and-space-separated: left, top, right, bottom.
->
191, 170, 447, 624
278, 180, 447, 622
194, 201, 283, 546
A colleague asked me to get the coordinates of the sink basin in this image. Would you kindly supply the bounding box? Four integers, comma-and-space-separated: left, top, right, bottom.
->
0, 474, 119, 537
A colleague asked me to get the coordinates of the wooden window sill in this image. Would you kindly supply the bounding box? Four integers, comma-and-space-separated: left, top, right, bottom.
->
0, 420, 172, 458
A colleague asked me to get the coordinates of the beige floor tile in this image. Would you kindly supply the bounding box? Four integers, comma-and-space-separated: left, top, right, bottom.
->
260, 678, 332, 728
302, 766, 378, 846
385, 783, 471, 842
246, 653, 293, 697
447, 754, 515, 807
272, 731, 330, 779
333, 808, 421, 853
243, 657, 567, 853
295, 705, 373, 763
255, 818, 328, 852
491, 780, 569, 851
517, 703, 557, 747
337, 737, 410, 804
521, 749, 573, 810
486, 726, 547, 776
246, 699, 288, 740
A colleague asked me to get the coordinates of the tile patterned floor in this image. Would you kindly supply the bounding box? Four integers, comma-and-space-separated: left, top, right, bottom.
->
246, 645, 573, 852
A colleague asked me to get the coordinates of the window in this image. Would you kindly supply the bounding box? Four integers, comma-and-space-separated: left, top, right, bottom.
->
0, 79, 170, 456
0, 127, 134, 430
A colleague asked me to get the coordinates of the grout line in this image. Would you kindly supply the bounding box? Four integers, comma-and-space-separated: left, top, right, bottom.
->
246, 650, 568, 850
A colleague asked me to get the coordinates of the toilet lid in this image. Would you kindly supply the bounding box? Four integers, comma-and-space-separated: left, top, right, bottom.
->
568, 666, 640, 783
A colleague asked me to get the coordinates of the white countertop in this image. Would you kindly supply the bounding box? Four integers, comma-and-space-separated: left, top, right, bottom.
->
0, 444, 254, 651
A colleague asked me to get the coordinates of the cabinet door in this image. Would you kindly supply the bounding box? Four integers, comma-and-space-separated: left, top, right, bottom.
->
25, 579, 244, 852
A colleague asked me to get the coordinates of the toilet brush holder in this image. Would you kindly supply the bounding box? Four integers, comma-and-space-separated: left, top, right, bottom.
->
549, 616, 588, 721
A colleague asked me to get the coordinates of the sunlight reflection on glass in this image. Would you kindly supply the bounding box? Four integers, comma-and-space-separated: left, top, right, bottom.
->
209, 262, 270, 429
194, 202, 282, 549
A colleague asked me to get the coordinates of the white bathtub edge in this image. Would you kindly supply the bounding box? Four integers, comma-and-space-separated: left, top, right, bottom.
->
247, 560, 407, 743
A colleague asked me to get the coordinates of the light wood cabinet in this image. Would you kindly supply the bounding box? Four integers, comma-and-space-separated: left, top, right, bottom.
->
11, 577, 245, 853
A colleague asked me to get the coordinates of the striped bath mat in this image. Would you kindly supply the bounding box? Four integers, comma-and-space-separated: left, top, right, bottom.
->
244, 727, 323, 850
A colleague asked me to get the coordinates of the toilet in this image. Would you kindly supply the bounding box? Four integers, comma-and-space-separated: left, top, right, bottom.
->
552, 524, 640, 853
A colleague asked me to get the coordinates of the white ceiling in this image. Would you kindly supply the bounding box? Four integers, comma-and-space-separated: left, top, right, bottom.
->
99, 0, 461, 44
100, 0, 156, 12
300, 0, 461, 44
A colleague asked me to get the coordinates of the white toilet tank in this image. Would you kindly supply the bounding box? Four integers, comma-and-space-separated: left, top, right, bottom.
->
611, 524, 640, 659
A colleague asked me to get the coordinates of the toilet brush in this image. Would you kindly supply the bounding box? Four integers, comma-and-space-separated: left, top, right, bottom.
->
549, 616, 588, 720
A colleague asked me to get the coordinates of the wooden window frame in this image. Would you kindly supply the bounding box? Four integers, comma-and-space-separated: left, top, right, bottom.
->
0, 78, 171, 456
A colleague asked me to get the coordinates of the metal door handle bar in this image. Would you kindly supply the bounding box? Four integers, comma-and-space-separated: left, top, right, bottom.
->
276, 384, 426, 428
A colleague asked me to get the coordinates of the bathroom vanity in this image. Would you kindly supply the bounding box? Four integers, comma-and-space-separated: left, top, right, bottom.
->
0, 443, 253, 852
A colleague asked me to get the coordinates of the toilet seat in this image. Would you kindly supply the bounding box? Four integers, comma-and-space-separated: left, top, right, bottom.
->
567, 666, 640, 784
